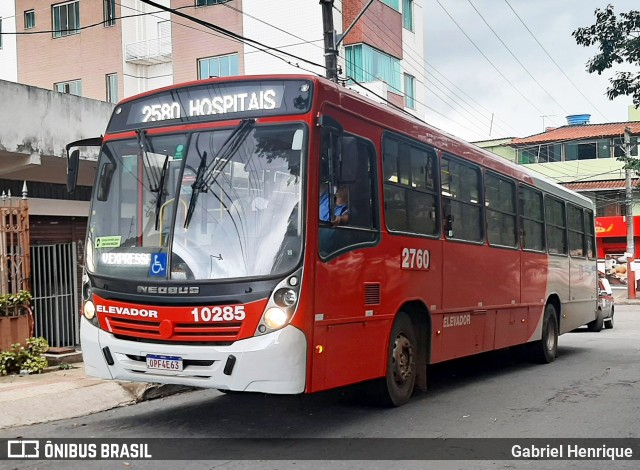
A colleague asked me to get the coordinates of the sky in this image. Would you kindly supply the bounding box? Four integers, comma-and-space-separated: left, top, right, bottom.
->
421, 0, 639, 142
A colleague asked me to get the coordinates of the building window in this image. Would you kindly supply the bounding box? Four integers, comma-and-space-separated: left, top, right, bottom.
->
380, 0, 400, 11
106, 74, 118, 104
25, 10, 36, 29
519, 143, 562, 164
104, 0, 116, 27
613, 136, 639, 158
345, 44, 401, 93
403, 0, 413, 31
565, 139, 609, 160
53, 1, 80, 38
404, 73, 415, 109
196, 0, 230, 6
55, 79, 82, 96
198, 53, 239, 79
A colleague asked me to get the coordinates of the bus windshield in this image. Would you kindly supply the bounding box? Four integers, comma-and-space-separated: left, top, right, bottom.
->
87, 123, 304, 281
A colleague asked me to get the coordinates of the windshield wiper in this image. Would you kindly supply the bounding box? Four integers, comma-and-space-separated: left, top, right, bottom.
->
184, 146, 208, 229
184, 119, 255, 228
154, 155, 170, 231
136, 129, 160, 192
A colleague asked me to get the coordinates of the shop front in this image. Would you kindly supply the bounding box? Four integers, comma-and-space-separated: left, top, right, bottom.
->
596, 215, 640, 286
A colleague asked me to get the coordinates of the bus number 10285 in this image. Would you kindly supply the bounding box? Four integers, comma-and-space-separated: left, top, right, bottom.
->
401, 248, 430, 270
191, 306, 246, 322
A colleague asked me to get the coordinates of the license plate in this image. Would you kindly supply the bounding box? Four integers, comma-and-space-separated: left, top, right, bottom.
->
146, 354, 183, 372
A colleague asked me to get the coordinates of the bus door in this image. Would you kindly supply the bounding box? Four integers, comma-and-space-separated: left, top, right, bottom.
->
311, 125, 384, 392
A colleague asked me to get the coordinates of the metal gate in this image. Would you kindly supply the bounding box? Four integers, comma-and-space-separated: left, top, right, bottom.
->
31, 243, 79, 347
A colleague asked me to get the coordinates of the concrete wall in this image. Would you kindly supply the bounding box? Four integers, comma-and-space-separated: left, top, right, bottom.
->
0, 79, 113, 161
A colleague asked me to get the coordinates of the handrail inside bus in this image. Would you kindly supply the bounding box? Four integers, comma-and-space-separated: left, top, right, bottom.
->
159, 197, 188, 245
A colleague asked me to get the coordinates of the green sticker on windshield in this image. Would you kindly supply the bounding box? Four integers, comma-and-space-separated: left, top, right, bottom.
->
175, 144, 185, 160
95, 236, 122, 248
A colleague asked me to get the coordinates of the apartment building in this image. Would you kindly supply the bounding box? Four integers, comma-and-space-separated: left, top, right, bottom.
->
6, 0, 424, 115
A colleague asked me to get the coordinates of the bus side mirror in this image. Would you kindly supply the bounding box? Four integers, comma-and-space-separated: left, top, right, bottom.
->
67, 149, 80, 193
339, 136, 358, 184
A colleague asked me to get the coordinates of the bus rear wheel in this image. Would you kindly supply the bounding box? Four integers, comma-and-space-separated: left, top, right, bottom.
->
528, 304, 558, 364
366, 313, 417, 407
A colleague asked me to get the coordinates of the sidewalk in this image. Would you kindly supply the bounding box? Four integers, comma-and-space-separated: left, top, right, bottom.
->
611, 287, 640, 305
0, 363, 191, 430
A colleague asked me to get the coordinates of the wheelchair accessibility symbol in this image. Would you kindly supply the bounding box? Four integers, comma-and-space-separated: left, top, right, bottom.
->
149, 253, 167, 277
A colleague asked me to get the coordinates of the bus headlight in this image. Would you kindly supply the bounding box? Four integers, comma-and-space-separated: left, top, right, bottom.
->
264, 307, 289, 329
255, 268, 302, 336
83, 301, 96, 320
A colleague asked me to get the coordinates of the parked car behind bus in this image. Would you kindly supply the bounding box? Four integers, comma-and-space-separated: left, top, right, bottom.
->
592, 276, 614, 331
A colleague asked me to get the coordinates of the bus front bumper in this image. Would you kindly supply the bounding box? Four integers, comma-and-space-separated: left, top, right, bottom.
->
80, 317, 307, 394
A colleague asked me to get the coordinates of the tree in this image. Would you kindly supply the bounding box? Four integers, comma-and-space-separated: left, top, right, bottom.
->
573, 5, 640, 107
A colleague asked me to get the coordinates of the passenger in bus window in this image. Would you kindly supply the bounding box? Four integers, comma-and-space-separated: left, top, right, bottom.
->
319, 185, 350, 226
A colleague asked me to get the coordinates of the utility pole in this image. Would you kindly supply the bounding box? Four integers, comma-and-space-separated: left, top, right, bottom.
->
320, 0, 338, 82
624, 127, 636, 299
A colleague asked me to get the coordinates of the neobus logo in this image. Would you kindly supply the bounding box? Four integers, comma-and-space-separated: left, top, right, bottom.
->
137, 286, 200, 294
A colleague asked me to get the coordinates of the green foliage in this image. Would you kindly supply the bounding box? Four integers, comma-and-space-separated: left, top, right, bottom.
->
0, 290, 33, 317
573, 5, 640, 106
0, 337, 49, 376
58, 363, 74, 370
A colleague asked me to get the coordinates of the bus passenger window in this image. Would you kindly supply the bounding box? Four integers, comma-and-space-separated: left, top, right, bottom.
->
441, 156, 482, 242
519, 186, 545, 251
545, 196, 567, 255
383, 135, 439, 236
485, 172, 517, 247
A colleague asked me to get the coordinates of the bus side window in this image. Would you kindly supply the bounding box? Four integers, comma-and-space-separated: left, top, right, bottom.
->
319, 134, 378, 257
441, 155, 483, 242
382, 134, 439, 236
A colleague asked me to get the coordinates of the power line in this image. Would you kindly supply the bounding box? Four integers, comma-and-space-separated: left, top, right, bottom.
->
466, 0, 570, 116
433, 0, 548, 117
138, 0, 326, 73
502, 0, 610, 121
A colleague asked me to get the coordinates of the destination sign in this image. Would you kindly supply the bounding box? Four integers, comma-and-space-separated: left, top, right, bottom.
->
107, 79, 313, 133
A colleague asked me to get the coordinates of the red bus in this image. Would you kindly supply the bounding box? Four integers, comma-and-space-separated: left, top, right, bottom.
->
67, 75, 598, 406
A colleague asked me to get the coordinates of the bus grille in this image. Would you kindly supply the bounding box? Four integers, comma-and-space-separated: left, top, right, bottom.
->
104, 316, 242, 343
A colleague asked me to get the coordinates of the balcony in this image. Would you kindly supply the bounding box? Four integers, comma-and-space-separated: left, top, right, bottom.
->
125, 37, 172, 65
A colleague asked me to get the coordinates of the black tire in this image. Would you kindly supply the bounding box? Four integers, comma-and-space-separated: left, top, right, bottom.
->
587, 308, 604, 332
604, 309, 614, 329
366, 313, 417, 407
528, 304, 558, 364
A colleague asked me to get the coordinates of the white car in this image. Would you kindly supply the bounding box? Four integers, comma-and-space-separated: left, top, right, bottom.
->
590, 277, 614, 331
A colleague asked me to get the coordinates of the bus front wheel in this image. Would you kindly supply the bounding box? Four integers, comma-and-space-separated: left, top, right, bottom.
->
366, 312, 417, 407
528, 304, 558, 364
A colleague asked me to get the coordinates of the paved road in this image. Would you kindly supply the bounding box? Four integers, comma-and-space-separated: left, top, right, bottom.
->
1, 305, 639, 469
